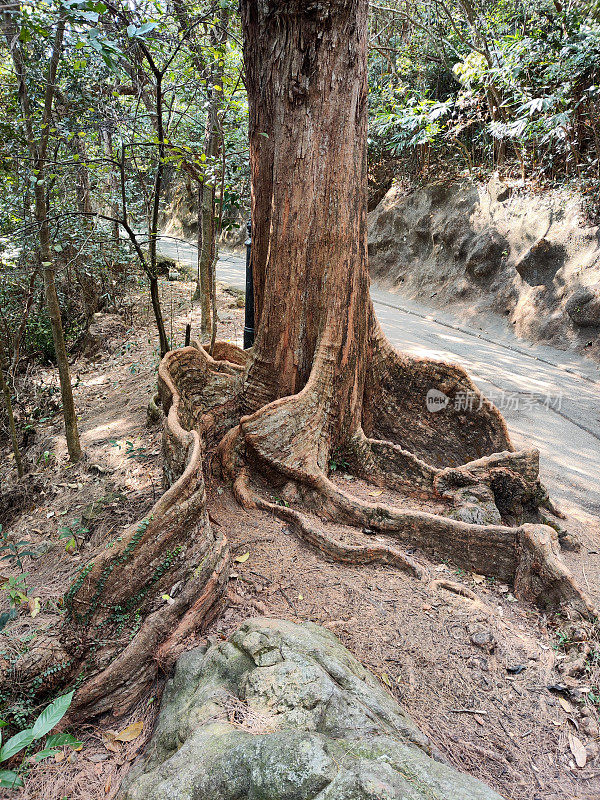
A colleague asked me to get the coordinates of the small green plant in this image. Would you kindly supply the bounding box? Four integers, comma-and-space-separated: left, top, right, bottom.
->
36, 450, 52, 467
273, 496, 289, 507
0, 691, 80, 789
0, 527, 34, 573
58, 519, 89, 553
553, 629, 571, 651
328, 448, 349, 473
125, 440, 147, 460
1, 575, 41, 626
1, 574, 30, 608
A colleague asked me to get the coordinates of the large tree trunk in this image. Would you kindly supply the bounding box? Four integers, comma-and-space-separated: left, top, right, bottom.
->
241, 0, 370, 443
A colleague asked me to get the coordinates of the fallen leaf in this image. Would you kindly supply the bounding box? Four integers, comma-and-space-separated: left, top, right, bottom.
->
380, 672, 392, 688
558, 697, 574, 713
368, 490, 383, 497
101, 732, 121, 753
235, 552, 249, 563
114, 721, 144, 742
568, 732, 587, 768
472, 573, 485, 584
104, 775, 112, 794
28, 597, 41, 619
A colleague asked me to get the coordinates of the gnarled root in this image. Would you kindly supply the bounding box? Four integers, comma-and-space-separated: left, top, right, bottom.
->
0, 343, 232, 722
199, 330, 594, 620
515, 524, 595, 618
233, 467, 426, 579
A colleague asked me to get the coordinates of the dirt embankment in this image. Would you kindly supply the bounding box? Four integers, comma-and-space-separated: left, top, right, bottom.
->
368, 178, 600, 361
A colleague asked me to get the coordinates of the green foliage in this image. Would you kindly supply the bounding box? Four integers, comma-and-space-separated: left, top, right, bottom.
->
368, 0, 600, 201
58, 519, 89, 553
0, 527, 34, 573
0, 691, 79, 790
0, 575, 30, 608
328, 449, 349, 474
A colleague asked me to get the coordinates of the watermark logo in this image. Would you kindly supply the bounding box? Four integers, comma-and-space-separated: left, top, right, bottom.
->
426, 387, 563, 413
426, 388, 450, 413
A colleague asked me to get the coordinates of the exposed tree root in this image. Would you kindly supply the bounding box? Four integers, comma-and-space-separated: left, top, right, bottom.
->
428, 579, 490, 612
233, 467, 427, 579
202, 334, 594, 620
0, 347, 231, 721
2, 325, 594, 726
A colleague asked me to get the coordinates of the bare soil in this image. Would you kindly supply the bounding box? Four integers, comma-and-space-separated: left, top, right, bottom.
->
1, 272, 598, 800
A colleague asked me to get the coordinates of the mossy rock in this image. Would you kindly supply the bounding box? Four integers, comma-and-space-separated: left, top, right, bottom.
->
119, 618, 504, 800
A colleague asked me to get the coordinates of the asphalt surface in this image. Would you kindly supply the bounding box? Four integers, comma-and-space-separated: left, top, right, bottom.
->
158, 237, 600, 518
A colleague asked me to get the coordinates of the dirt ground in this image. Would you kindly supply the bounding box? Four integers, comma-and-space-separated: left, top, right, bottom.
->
0, 271, 599, 800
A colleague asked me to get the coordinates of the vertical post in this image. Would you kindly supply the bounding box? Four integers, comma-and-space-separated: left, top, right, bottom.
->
243, 218, 255, 349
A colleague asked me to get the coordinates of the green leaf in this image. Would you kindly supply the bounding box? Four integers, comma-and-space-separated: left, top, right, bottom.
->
34, 748, 60, 762
0, 770, 23, 789
126, 24, 136, 37
30, 692, 74, 740
0, 729, 35, 762
136, 22, 158, 36
46, 733, 82, 749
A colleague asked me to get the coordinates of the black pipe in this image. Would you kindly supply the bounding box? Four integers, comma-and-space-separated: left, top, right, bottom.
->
243, 219, 255, 349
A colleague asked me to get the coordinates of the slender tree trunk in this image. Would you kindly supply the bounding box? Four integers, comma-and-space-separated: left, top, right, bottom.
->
148, 72, 170, 357
73, 135, 93, 215
149, 274, 169, 356
35, 180, 82, 461
101, 125, 120, 241
3, 11, 82, 462
0, 356, 23, 478
193, 5, 228, 339
194, 171, 216, 332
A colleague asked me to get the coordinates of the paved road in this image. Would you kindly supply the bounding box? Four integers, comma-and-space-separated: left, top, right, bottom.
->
158, 237, 600, 518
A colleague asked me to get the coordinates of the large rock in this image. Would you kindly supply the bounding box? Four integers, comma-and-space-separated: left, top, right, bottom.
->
566, 284, 600, 327
366, 178, 600, 351
120, 618, 503, 800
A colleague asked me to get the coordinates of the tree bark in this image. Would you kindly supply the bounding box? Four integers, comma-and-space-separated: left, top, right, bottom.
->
192, 3, 229, 339
3, 10, 82, 463
241, 0, 370, 446
0, 354, 23, 478
101, 125, 120, 241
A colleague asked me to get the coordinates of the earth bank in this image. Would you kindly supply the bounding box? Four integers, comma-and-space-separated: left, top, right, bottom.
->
368, 178, 600, 362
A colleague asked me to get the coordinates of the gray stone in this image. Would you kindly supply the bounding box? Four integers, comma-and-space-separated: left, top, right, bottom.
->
470, 631, 495, 652
514, 238, 566, 286
565, 284, 600, 327
448, 485, 502, 526
31, 540, 55, 559
120, 618, 504, 800
465, 231, 507, 278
